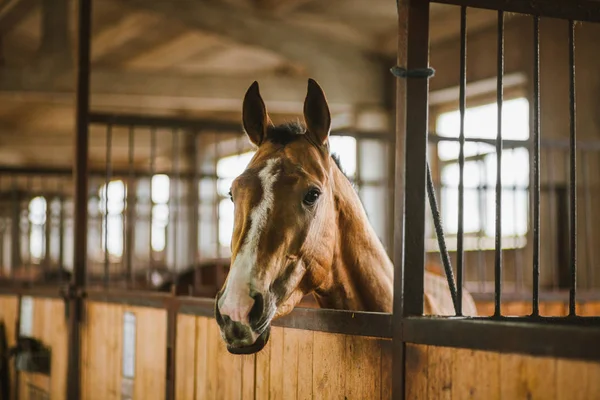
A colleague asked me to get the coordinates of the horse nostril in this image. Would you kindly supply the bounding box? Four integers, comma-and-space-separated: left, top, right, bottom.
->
248, 292, 264, 326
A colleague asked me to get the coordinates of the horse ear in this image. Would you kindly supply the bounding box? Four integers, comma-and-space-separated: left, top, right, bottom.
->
303, 78, 331, 146
242, 81, 271, 146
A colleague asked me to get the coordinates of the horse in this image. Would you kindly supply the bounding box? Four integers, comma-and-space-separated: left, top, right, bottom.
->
214, 79, 477, 355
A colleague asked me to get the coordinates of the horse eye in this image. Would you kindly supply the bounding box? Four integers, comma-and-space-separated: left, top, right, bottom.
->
228, 190, 233, 202
303, 188, 321, 206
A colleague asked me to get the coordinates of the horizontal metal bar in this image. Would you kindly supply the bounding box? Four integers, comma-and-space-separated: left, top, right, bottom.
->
273, 307, 392, 338
84, 291, 392, 338
88, 112, 394, 141
430, 0, 600, 23
403, 316, 600, 361
429, 133, 600, 151
470, 290, 600, 303
0, 286, 63, 298
89, 112, 243, 132
86, 289, 171, 309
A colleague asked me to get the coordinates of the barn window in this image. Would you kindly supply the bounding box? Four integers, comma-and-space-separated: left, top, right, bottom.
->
99, 180, 125, 258
433, 97, 529, 250
215, 136, 359, 250
151, 174, 170, 252
28, 196, 46, 262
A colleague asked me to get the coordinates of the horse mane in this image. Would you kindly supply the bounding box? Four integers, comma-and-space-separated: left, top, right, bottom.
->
262, 121, 352, 183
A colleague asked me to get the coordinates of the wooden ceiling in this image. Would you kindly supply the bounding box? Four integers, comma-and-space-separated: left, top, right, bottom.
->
0, 0, 502, 169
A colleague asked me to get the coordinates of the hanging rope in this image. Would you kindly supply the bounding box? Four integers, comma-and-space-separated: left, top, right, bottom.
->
426, 162, 460, 315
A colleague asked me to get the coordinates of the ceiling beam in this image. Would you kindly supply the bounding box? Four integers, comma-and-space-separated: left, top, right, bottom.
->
122, 0, 383, 106
0, 0, 38, 34
0, 68, 355, 114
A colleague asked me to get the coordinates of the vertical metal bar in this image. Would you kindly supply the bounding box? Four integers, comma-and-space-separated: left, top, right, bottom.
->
58, 192, 64, 277
532, 15, 541, 316
126, 126, 135, 288
194, 133, 201, 266
547, 148, 558, 290
477, 144, 486, 293
104, 124, 112, 288
10, 176, 20, 276
44, 182, 52, 269
582, 151, 594, 289
25, 176, 32, 269
149, 127, 156, 270
494, 10, 504, 317
213, 133, 220, 259
568, 20, 577, 316
402, 0, 430, 318
68, 0, 91, 398
393, 0, 431, 397
456, 5, 467, 316
172, 129, 179, 272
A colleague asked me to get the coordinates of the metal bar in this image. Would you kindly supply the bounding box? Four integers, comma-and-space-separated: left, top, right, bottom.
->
194, 133, 201, 268
547, 148, 558, 290
87, 112, 395, 140
568, 20, 577, 316
428, 134, 600, 151
149, 127, 156, 270
172, 129, 180, 272
402, 0, 430, 319
456, 5, 467, 316
532, 15, 541, 316
214, 134, 221, 259
469, 288, 600, 303
426, 163, 460, 314
403, 316, 600, 362
429, 0, 600, 24
582, 152, 595, 289
103, 124, 112, 288
58, 195, 64, 273
0, 166, 213, 180
67, 0, 91, 398
126, 126, 135, 288
493, 10, 504, 317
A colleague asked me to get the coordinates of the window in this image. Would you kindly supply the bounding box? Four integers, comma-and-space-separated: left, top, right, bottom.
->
99, 180, 125, 258
433, 97, 529, 250
151, 174, 170, 252
215, 136, 358, 250
28, 196, 46, 262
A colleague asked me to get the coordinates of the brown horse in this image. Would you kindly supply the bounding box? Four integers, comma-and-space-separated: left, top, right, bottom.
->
215, 79, 477, 354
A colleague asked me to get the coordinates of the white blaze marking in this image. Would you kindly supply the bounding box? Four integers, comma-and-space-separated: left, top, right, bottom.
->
219, 158, 281, 325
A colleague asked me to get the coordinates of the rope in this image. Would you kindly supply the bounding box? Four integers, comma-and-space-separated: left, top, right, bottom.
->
390, 65, 436, 79
426, 161, 461, 315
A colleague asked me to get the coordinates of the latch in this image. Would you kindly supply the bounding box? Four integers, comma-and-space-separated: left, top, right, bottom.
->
9, 336, 52, 375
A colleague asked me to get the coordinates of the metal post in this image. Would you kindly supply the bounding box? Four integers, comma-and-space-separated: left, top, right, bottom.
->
67, 0, 92, 398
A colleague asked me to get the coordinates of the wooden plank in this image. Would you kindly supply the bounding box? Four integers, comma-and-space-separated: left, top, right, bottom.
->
557, 359, 590, 400
130, 307, 167, 400
269, 327, 285, 399
296, 329, 314, 400
175, 314, 197, 400
240, 353, 256, 399
405, 344, 428, 400
0, 296, 18, 400
254, 329, 271, 400
205, 317, 220, 400
282, 328, 301, 400
344, 335, 381, 399
380, 339, 393, 400
194, 317, 210, 400
428, 345, 453, 400
312, 332, 345, 400
500, 353, 557, 400
216, 322, 242, 400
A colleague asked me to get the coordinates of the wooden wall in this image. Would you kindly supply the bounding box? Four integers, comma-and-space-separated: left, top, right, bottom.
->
81, 302, 167, 400
176, 315, 392, 400
406, 343, 600, 399
0, 295, 18, 400
17, 297, 68, 400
